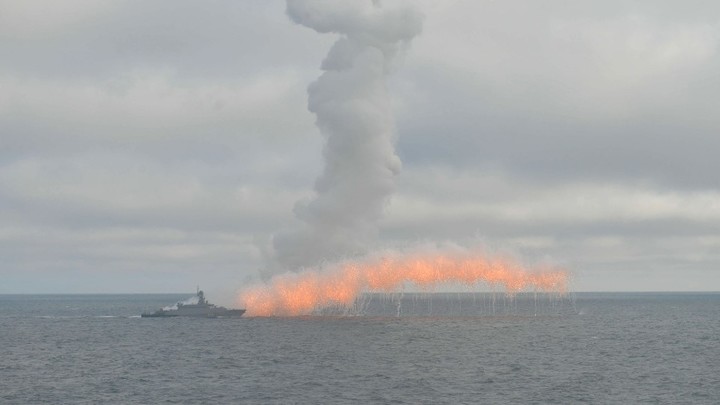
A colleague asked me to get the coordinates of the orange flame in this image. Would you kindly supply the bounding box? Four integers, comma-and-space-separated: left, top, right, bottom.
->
239, 253, 568, 316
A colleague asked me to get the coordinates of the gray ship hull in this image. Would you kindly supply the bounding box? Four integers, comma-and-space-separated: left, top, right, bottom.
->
141, 308, 246, 318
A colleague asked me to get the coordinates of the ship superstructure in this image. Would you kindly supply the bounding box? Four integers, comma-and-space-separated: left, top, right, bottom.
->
142, 289, 245, 318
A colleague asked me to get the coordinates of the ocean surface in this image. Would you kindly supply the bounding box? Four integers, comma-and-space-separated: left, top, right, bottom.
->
1, 292, 718, 404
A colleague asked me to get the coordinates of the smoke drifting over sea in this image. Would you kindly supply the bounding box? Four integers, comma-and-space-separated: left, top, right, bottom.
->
240, 0, 568, 315
267, 0, 423, 273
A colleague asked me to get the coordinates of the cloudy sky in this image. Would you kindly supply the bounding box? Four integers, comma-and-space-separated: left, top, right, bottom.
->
2, 0, 719, 294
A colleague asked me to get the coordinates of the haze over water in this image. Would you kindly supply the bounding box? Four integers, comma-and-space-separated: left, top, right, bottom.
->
2, 292, 718, 404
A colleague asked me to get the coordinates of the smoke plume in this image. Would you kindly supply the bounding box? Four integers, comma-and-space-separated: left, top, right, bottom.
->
267, 0, 423, 273
238, 2, 569, 316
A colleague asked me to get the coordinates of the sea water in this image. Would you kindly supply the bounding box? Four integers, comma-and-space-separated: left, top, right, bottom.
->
1, 292, 718, 404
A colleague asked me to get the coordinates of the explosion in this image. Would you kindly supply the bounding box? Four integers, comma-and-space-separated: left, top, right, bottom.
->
242, 1, 569, 317
240, 252, 567, 316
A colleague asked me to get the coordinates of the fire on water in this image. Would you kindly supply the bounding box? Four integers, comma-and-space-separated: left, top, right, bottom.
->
239, 253, 568, 317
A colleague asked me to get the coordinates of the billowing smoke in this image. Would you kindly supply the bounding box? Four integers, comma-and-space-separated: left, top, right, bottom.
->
240, 2, 569, 315
267, 0, 423, 274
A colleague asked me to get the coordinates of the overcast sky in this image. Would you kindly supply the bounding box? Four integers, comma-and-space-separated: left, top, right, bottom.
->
2, 0, 719, 294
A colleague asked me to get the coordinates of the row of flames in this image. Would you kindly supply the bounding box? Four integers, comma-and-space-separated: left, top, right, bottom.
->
238, 253, 568, 316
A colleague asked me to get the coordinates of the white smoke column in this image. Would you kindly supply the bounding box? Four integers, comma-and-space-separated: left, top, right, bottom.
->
269, 0, 423, 272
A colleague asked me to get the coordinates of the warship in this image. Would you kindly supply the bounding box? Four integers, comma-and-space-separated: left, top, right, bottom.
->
141, 288, 245, 318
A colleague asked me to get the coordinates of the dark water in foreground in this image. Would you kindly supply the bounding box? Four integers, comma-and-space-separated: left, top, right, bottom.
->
1, 293, 718, 404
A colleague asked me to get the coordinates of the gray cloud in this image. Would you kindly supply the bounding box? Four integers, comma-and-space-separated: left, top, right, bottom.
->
394, 1, 720, 190
1, 0, 719, 293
